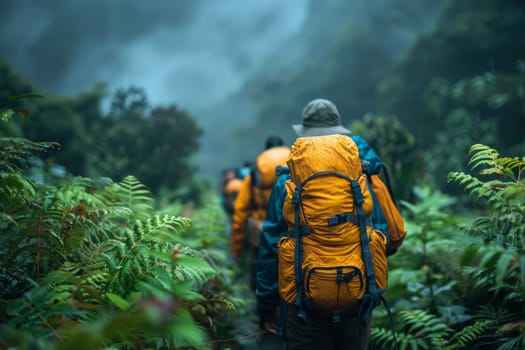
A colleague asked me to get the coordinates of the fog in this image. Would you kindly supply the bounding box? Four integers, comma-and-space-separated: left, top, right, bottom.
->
0, 0, 309, 112
1, 0, 446, 182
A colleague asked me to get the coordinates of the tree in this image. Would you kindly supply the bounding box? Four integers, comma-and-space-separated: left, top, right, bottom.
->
378, 0, 525, 146
141, 105, 203, 193
93, 87, 204, 197
19, 96, 90, 176
0, 60, 38, 137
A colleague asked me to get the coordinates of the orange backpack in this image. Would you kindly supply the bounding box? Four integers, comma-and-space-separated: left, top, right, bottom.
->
278, 135, 387, 322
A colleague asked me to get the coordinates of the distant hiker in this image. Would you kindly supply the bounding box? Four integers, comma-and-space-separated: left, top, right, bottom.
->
256, 99, 406, 349
230, 136, 290, 291
221, 168, 243, 219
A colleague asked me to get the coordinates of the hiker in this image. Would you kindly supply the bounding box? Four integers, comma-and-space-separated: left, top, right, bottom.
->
220, 167, 243, 219
256, 98, 406, 350
230, 136, 290, 291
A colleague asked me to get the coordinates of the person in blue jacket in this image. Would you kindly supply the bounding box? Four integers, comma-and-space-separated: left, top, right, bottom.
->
255, 98, 388, 350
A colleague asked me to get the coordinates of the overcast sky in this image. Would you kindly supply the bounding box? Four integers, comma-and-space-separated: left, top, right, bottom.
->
0, 0, 310, 113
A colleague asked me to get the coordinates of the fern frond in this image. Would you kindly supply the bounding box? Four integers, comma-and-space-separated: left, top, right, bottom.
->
498, 157, 525, 172
478, 167, 506, 177
400, 310, 454, 346
172, 247, 217, 290
53, 176, 107, 209
475, 305, 517, 325
371, 326, 426, 350
77, 239, 119, 273
449, 320, 494, 348
468, 144, 499, 164
450, 145, 525, 253
0, 173, 36, 201
0, 137, 60, 172
496, 327, 525, 350
105, 214, 195, 294
110, 175, 153, 213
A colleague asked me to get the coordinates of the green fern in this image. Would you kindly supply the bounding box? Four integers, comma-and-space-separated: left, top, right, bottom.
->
106, 214, 194, 294
497, 332, 525, 350
0, 100, 228, 349
448, 145, 524, 326
171, 244, 217, 289
103, 175, 154, 222
476, 305, 518, 328
402, 310, 453, 348
371, 309, 453, 350
447, 319, 495, 349
470, 305, 524, 349
449, 144, 525, 251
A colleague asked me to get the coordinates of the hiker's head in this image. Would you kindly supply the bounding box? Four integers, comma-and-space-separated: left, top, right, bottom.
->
264, 136, 284, 150
293, 98, 351, 137
238, 162, 252, 179
222, 168, 237, 182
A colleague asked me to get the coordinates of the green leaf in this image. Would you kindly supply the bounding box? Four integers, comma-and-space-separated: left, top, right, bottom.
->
459, 246, 480, 266
181, 290, 206, 303
136, 280, 169, 298
1, 108, 14, 121
153, 268, 174, 289
46, 306, 86, 317
175, 255, 213, 270
106, 292, 130, 311
495, 252, 516, 290
480, 249, 501, 269
144, 249, 174, 262
5, 301, 22, 316
488, 93, 510, 108
171, 308, 208, 345
129, 291, 142, 304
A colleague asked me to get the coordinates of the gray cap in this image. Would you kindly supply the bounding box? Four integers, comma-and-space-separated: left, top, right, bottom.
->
292, 98, 351, 137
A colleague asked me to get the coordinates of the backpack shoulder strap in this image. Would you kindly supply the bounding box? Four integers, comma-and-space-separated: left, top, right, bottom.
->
350, 180, 382, 323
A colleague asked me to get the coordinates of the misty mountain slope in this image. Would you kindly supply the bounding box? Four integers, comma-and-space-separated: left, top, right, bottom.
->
198, 0, 446, 180
0, 0, 310, 113
0, 0, 447, 183
0, 0, 198, 97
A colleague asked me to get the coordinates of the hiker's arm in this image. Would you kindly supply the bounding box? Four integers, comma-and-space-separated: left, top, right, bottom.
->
230, 175, 253, 259
256, 175, 288, 324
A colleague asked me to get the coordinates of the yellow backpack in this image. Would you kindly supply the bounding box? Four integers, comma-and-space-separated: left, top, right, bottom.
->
278, 135, 388, 322
247, 146, 291, 245
249, 145, 291, 211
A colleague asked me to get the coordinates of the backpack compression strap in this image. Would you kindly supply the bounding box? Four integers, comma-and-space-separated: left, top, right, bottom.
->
350, 180, 382, 323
